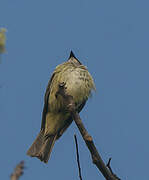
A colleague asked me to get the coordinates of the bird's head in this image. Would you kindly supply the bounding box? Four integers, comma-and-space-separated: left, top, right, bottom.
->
67, 51, 82, 66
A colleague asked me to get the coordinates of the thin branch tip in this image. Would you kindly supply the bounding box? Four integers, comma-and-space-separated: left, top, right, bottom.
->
107, 158, 112, 167
74, 134, 83, 180
107, 158, 121, 180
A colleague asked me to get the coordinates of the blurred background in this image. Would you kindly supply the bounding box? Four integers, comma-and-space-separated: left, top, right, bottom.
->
0, 0, 149, 179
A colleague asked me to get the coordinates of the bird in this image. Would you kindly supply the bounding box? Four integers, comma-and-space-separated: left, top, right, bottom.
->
27, 51, 95, 163
0, 28, 7, 54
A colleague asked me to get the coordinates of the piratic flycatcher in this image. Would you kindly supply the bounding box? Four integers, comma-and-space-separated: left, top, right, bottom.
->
27, 51, 95, 163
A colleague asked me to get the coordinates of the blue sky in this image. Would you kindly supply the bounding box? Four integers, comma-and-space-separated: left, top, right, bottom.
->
0, 0, 149, 179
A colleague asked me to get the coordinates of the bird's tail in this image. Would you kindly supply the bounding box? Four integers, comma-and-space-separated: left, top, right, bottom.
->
27, 130, 57, 163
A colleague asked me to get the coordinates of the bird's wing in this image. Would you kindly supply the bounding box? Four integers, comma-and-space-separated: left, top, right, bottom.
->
41, 68, 87, 132
41, 73, 55, 130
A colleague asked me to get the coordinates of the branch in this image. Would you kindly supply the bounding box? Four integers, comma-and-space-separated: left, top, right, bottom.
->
74, 134, 83, 180
107, 158, 121, 180
10, 161, 24, 180
56, 83, 120, 180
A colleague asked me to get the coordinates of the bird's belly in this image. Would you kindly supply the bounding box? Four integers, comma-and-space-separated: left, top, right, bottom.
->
66, 70, 91, 103
49, 68, 92, 112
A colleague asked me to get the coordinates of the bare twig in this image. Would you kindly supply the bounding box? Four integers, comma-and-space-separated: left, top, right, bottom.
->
57, 83, 120, 180
107, 158, 114, 175
74, 134, 83, 180
10, 161, 24, 180
107, 158, 121, 180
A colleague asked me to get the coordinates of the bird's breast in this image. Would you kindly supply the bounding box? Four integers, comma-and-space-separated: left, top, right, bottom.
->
65, 69, 91, 102
49, 66, 95, 112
